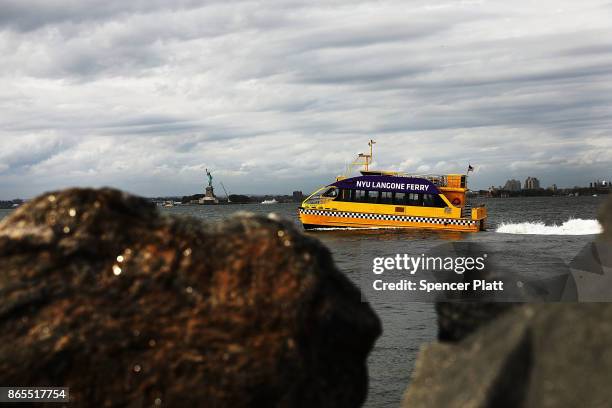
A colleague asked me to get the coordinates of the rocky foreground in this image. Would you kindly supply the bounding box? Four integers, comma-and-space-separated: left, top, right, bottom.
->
0, 188, 610, 408
0, 188, 381, 407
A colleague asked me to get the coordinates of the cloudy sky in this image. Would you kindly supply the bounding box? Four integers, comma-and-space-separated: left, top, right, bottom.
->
1, 0, 611, 199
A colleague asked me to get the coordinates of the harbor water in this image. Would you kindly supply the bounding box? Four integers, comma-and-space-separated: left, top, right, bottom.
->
0, 195, 605, 407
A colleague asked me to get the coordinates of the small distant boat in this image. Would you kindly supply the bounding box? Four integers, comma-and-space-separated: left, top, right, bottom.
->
162, 201, 174, 208
261, 199, 278, 205
593, 194, 598, 197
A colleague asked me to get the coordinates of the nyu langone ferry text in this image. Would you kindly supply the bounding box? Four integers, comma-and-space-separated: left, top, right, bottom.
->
298, 141, 487, 232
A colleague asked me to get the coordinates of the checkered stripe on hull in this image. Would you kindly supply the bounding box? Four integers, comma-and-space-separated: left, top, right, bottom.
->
299, 208, 477, 226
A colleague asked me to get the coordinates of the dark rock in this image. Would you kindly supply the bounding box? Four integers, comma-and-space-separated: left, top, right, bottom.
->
432, 247, 519, 343
435, 302, 517, 342
0, 188, 381, 407
599, 194, 612, 241
403, 304, 612, 408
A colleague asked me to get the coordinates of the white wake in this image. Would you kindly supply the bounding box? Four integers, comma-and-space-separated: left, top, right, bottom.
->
495, 218, 602, 235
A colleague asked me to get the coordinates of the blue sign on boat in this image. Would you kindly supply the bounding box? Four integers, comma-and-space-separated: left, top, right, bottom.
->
331, 175, 439, 194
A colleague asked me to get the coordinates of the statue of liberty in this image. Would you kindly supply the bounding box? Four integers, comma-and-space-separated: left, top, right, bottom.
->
200, 168, 219, 204
205, 168, 213, 188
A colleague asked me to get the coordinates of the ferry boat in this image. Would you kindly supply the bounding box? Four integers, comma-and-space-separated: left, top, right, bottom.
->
298, 141, 487, 232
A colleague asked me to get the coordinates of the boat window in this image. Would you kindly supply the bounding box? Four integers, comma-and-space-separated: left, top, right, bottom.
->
423, 194, 446, 207
379, 191, 393, 204
336, 189, 351, 202
343, 189, 351, 201
335, 189, 344, 201
304, 186, 339, 205
435, 195, 447, 207
322, 187, 338, 198
354, 190, 367, 202
394, 192, 406, 205
367, 190, 379, 204
407, 193, 421, 206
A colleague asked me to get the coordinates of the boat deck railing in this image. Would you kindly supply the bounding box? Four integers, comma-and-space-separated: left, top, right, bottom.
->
415, 174, 449, 187
405, 174, 469, 189
396, 174, 451, 187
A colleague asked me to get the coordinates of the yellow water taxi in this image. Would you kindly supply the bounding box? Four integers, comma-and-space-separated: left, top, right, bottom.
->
298, 141, 487, 232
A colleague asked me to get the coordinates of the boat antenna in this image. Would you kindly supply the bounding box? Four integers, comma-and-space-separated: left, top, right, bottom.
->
368, 139, 376, 170
345, 139, 377, 176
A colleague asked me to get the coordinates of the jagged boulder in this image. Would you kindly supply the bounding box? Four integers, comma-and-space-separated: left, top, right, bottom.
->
435, 302, 517, 342
600, 194, 612, 241
403, 304, 612, 408
0, 188, 381, 407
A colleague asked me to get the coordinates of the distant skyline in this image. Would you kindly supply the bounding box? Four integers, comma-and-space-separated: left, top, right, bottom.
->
1, 1, 612, 199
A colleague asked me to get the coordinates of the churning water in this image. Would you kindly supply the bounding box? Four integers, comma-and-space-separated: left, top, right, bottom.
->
496, 218, 602, 235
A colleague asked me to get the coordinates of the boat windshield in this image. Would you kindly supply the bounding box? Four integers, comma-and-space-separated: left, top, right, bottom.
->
304, 187, 337, 205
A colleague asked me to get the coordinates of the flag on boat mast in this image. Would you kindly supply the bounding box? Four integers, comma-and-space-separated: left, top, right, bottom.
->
467, 164, 474, 173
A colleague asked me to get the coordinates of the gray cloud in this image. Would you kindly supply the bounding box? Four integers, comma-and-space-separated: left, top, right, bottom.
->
0, 0, 207, 32
0, 0, 611, 199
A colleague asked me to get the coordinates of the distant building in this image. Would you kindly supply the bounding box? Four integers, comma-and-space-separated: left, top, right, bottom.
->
503, 179, 522, 191
524, 177, 540, 190
292, 191, 304, 202
592, 180, 610, 188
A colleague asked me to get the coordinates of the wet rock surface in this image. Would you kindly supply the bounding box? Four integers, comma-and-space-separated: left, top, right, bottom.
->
0, 188, 381, 407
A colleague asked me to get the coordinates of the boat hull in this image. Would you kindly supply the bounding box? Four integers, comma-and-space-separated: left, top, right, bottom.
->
298, 208, 484, 232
